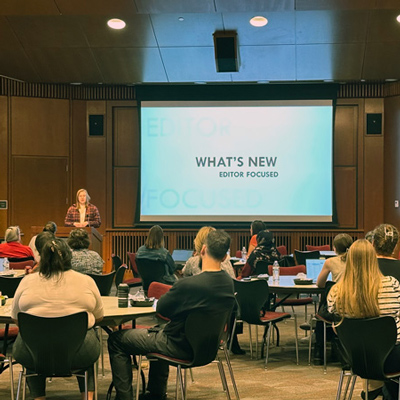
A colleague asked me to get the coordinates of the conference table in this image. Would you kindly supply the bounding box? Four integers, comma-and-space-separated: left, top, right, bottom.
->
0, 296, 156, 327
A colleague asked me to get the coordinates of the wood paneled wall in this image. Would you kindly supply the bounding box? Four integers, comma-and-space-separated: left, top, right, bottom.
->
0, 89, 395, 257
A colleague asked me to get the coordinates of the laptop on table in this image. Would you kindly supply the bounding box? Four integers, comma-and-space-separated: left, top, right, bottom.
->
305, 259, 330, 282
171, 249, 193, 269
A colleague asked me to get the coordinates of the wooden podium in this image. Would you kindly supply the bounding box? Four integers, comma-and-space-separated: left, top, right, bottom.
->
30, 226, 103, 256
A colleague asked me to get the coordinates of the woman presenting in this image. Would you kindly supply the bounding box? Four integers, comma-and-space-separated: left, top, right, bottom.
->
65, 189, 101, 228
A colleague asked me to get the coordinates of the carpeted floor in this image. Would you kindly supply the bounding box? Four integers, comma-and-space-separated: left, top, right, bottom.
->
0, 312, 364, 400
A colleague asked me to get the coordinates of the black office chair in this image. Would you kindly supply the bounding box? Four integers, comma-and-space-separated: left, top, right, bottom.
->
336, 316, 400, 400
15, 312, 99, 400
0, 276, 24, 298
115, 264, 129, 289
135, 309, 235, 400
231, 279, 298, 367
111, 254, 123, 271
135, 258, 168, 295
87, 270, 116, 376
87, 271, 116, 296
254, 260, 269, 275
294, 250, 320, 266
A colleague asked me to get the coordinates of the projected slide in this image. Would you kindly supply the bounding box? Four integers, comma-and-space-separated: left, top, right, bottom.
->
140, 100, 333, 223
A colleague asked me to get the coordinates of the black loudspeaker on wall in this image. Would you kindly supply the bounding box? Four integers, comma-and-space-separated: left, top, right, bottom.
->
366, 113, 382, 135
89, 115, 104, 136
213, 31, 238, 73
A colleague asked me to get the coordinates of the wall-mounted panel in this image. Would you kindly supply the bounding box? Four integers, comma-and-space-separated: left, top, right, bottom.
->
334, 166, 357, 228
113, 107, 139, 167
114, 167, 138, 227
11, 156, 68, 244
334, 105, 357, 166
11, 97, 69, 156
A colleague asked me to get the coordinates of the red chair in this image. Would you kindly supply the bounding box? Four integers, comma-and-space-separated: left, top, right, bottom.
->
8, 260, 35, 270
147, 281, 172, 299
124, 252, 142, 288
306, 244, 330, 251
276, 245, 288, 256
235, 250, 242, 258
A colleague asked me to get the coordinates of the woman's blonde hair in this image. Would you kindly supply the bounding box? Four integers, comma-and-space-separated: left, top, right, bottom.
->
75, 188, 91, 209
330, 239, 382, 320
194, 226, 215, 255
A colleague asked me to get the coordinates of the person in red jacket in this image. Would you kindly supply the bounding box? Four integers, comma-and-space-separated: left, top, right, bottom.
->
0, 226, 34, 260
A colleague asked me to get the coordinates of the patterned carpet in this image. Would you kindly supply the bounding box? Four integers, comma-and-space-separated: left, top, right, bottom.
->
0, 314, 364, 400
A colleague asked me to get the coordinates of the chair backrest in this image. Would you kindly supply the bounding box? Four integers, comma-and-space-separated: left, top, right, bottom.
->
127, 252, 139, 275
148, 281, 172, 299
135, 258, 167, 293
9, 260, 35, 270
336, 316, 397, 380
294, 250, 320, 265
254, 260, 269, 275
87, 271, 116, 296
233, 279, 271, 324
115, 264, 128, 289
112, 254, 123, 271
306, 244, 330, 251
276, 245, 288, 256
267, 264, 306, 276
185, 308, 232, 368
17, 312, 89, 376
235, 250, 242, 258
0, 275, 24, 297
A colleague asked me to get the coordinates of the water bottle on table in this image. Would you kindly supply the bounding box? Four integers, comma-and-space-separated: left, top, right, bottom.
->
272, 261, 280, 282
3, 258, 9, 272
241, 247, 247, 262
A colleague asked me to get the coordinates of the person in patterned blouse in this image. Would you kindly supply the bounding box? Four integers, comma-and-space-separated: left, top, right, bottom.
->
65, 188, 101, 228
67, 228, 104, 275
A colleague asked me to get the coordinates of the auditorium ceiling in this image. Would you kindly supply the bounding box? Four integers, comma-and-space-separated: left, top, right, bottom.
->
0, 0, 399, 85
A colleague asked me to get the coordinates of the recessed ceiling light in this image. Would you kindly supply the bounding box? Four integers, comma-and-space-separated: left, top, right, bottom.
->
250, 16, 268, 27
178, 17, 184, 22
385, 78, 398, 82
396, 15, 400, 23
107, 18, 126, 30
70, 82, 82, 85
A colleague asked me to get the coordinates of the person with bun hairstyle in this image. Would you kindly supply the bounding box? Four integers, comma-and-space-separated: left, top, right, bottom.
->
373, 223, 400, 283
11, 237, 103, 400
28, 221, 57, 263
65, 188, 101, 228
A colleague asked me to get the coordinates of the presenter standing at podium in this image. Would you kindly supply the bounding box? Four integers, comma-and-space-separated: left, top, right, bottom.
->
65, 188, 101, 228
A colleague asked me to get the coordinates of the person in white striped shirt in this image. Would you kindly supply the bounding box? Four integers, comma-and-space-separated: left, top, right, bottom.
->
328, 239, 400, 400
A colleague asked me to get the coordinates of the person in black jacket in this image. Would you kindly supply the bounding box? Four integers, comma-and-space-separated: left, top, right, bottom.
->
108, 230, 235, 400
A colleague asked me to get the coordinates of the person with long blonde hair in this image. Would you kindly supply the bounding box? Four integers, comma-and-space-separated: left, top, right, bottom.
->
328, 239, 400, 400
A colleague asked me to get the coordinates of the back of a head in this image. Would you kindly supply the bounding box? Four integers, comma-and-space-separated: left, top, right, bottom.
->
67, 228, 90, 250
40, 238, 72, 278
35, 231, 56, 255
251, 220, 266, 235
145, 225, 164, 249
346, 239, 380, 280
43, 221, 57, 234
5, 226, 20, 243
205, 230, 231, 261
256, 230, 274, 246
194, 226, 215, 254
373, 224, 399, 257
333, 233, 353, 255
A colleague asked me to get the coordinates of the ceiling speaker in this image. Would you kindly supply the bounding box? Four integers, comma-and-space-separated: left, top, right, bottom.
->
213, 31, 238, 73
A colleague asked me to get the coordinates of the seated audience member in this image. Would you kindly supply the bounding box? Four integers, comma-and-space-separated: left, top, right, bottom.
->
365, 230, 374, 243
317, 233, 353, 288
241, 230, 280, 278
328, 239, 400, 400
373, 223, 400, 282
248, 220, 266, 255
28, 221, 57, 263
0, 226, 34, 260
136, 225, 177, 285
108, 229, 235, 400
182, 226, 235, 278
67, 228, 104, 275
65, 188, 101, 228
11, 238, 103, 400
